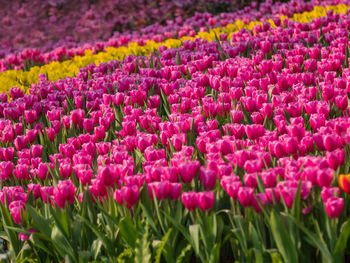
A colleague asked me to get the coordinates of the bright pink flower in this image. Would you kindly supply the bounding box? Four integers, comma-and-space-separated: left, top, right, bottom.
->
169, 183, 182, 200
40, 186, 55, 204
238, 187, 254, 207
28, 183, 41, 199
14, 136, 28, 151
120, 185, 139, 209
325, 197, 343, 218
9, 201, 25, 224
94, 125, 106, 141
24, 110, 37, 124
31, 145, 43, 158
317, 168, 334, 187
83, 118, 94, 133
59, 163, 72, 178
179, 160, 200, 184
321, 187, 340, 203
14, 164, 30, 180
197, 191, 214, 211
181, 191, 197, 211
0, 161, 13, 180
54, 180, 76, 208
37, 163, 48, 180
148, 181, 170, 200
199, 168, 217, 190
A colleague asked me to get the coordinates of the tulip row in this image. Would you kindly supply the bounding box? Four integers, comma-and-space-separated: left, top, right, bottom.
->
1, 0, 249, 57
0, 2, 349, 96
0, 0, 315, 71
1, 1, 350, 262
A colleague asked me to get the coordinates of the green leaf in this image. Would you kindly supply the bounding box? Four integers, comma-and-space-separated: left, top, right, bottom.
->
140, 203, 159, 237
119, 217, 137, 248
155, 228, 172, 263
117, 248, 133, 263
333, 219, 350, 262
176, 52, 182, 66
91, 239, 103, 260
135, 222, 152, 263
51, 226, 76, 262
30, 233, 55, 257
78, 215, 114, 255
26, 205, 51, 238
288, 216, 331, 262
240, 101, 252, 124
149, 55, 155, 69
269, 211, 298, 263
49, 206, 69, 241
175, 243, 192, 263
163, 213, 205, 262
189, 225, 200, 256
209, 243, 220, 263
250, 224, 264, 263
0, 200, 20, 256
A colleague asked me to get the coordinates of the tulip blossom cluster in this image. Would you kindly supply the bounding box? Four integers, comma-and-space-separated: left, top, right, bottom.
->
0, 1, 350, 261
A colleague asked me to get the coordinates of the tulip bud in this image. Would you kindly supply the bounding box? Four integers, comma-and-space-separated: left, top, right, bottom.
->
83, 118, 94, 133
9, 201, 25, 224
120, 185, 139, 209
199, 168, 217, 190
31, 145, 43, 158
169, 183, 182, 200
179, 160, 200, 184
181, 191, 197, 211
317, 168, 334, 187
37, 163, 48, 180
14, 136, 28, 151
197, 191, 214, 211
0, 161, 13, 180
59, 163, 72, 178
238, 187, 254, 207
28, 183, 41, 199
325, 197, 344, 218
54, 180, 76, 208
24, 110, 37, 124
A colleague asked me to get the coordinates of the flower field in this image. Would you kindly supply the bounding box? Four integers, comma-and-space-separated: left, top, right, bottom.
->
1, 0, 350, 262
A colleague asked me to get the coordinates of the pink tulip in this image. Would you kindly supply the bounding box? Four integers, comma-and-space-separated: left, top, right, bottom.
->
31, 145, 43, 158
181, 191, 197, 211
9, 201, 25, 224
0, 161, 13, 180
317, 168, 334, 187
179, 161, 200, 184
28, 184, 41, 199
199, 168, 217, 190
197, 191, 214, 211
148, 181, 170, 200
54, 180, 76, 208
169, 183, 182, 200
238, 187, 254, 207
59, 163, 72, 178
120, 185, 139, 209
325, 197, 344, 218
321, 187, 340, 203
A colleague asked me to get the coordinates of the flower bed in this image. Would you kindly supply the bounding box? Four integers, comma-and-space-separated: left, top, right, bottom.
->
0, 0, 350, 262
